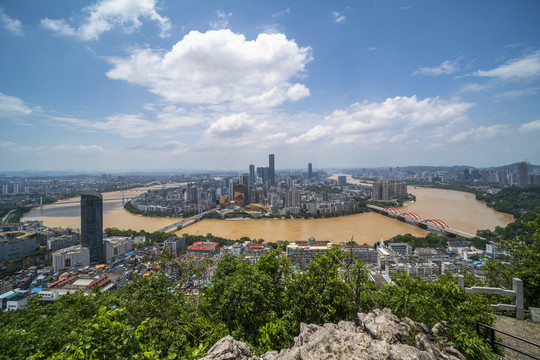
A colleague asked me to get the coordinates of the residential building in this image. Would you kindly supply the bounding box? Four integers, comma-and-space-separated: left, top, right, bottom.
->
103, 237, 133, 262
388, 243, 413, 256
52, 245, 90, 272
164, 236, 186, 254
286, 237, 333, 268
0, 231, 38, 262
187, 241, 219, 257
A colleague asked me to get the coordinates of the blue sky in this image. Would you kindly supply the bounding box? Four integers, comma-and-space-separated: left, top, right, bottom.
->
1, 0, 539, 172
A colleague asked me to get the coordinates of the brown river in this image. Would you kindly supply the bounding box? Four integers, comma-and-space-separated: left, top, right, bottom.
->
23, 178, 514, 245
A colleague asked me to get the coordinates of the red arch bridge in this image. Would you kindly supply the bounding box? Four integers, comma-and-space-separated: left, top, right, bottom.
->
366, 204, 476, 239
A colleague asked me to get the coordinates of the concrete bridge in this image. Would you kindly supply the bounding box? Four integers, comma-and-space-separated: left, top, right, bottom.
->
159, 211, 210, 233
367, 204, 478, 239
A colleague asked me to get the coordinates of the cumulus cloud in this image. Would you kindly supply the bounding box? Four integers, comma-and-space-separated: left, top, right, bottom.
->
519, 119, 540, 133
333, 11, 346, 23
0, 93, 32, 116
412, 59, 460, 76
287, 96, 473, 146
0, 7, 23, 35
41, 0, 170, 40
208, 113, 255, 137
449, 125, 507, 143
288, 125, 334, 144
106, 29, 312, 108
473, 51, 540, 80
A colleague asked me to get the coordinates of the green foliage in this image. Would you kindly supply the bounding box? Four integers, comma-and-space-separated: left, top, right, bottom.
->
477, 184, 540, 218
1, 246, 506, 360
484, 215, 540, 308
377, 273, 496, 359
386, 232, 448, 249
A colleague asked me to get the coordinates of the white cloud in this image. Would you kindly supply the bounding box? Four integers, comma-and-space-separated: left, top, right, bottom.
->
41, 0, 170, 40
473, 51, 540, 80
288, 125, 334, 144
333, 11, 346, 23
127, 140, 186, 155
40, 19, 77, 37
367, 47, 377, 52
494, 88, 538, 99
53, 114, 160, 138
287, 96, 473, 146
106, 29, 312, 109
51, 144, 110, 155
456, 82, 494, 94
0, 93, 32, 116
449, 125, 507, 143
208, 113, 255, 137
0, 7, 23, 35
412, 59, 460, 76
519, 120, 540, 133
210, 10, 232, 30
272, 8, 290, 18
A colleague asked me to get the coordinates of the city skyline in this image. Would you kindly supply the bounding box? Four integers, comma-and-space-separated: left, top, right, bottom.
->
1, 0, 540, 171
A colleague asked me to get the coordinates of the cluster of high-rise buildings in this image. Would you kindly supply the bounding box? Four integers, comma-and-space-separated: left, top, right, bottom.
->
371, 180, 408, 201
130, 154, 367, 216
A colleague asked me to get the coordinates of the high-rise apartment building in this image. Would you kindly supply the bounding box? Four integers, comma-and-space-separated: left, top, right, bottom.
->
80, 190, 104, 264
337, 175, 347, 186
308, 163, 313, 178
269, 154, 275, 186
249, 164, 255, 183
372, 180, 407, 201
517, 161, 530, 186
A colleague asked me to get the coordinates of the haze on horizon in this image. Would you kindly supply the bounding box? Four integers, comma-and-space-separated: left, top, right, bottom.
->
1, 0, 539, 172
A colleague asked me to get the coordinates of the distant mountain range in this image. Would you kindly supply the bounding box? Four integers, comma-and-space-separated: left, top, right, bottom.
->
1, 163, 537, 177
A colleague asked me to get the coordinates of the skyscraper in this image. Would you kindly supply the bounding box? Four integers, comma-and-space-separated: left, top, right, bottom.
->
249, 164, 255, 184
517, 161, 531, 186
269, 154, 275, 186
80, 190, 103, 264
308, 163, 313, 178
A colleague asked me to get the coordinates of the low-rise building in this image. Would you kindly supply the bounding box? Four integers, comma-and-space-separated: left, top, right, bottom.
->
187, 241, 219, 257
52, 246, 90, 272
286, 237, 333, 268
340, 244, 378, 265
387, 243, 413, 256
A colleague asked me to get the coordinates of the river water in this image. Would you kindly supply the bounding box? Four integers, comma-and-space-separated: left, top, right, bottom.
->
23, 180, 513, 244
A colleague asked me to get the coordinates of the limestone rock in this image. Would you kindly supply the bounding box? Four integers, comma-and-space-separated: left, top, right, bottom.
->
201, 309, 465, 360
200, 335, 252, 360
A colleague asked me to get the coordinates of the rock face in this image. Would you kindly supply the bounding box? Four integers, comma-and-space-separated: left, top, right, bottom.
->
201, 308, 466, 360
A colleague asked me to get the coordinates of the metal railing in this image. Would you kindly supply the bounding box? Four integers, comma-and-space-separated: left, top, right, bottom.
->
476, 323, 540, 359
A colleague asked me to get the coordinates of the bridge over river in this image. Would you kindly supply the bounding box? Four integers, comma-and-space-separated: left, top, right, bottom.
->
158, 211, 210, 233
367, 204, 478, 239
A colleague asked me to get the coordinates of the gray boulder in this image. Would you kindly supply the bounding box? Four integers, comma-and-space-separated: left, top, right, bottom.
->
201, 308, 465, 360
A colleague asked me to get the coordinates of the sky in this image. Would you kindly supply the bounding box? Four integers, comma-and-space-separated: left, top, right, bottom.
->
1, 0, 539, 172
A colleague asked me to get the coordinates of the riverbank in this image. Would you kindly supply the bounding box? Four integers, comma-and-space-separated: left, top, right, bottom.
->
24, 185, 514, 242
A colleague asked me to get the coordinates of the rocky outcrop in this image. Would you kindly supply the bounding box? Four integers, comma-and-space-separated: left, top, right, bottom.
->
200, 335, 252, 360
201, 308, 466, 360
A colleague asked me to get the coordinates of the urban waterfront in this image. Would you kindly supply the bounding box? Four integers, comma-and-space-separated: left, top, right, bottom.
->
23, 185, 513, 244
